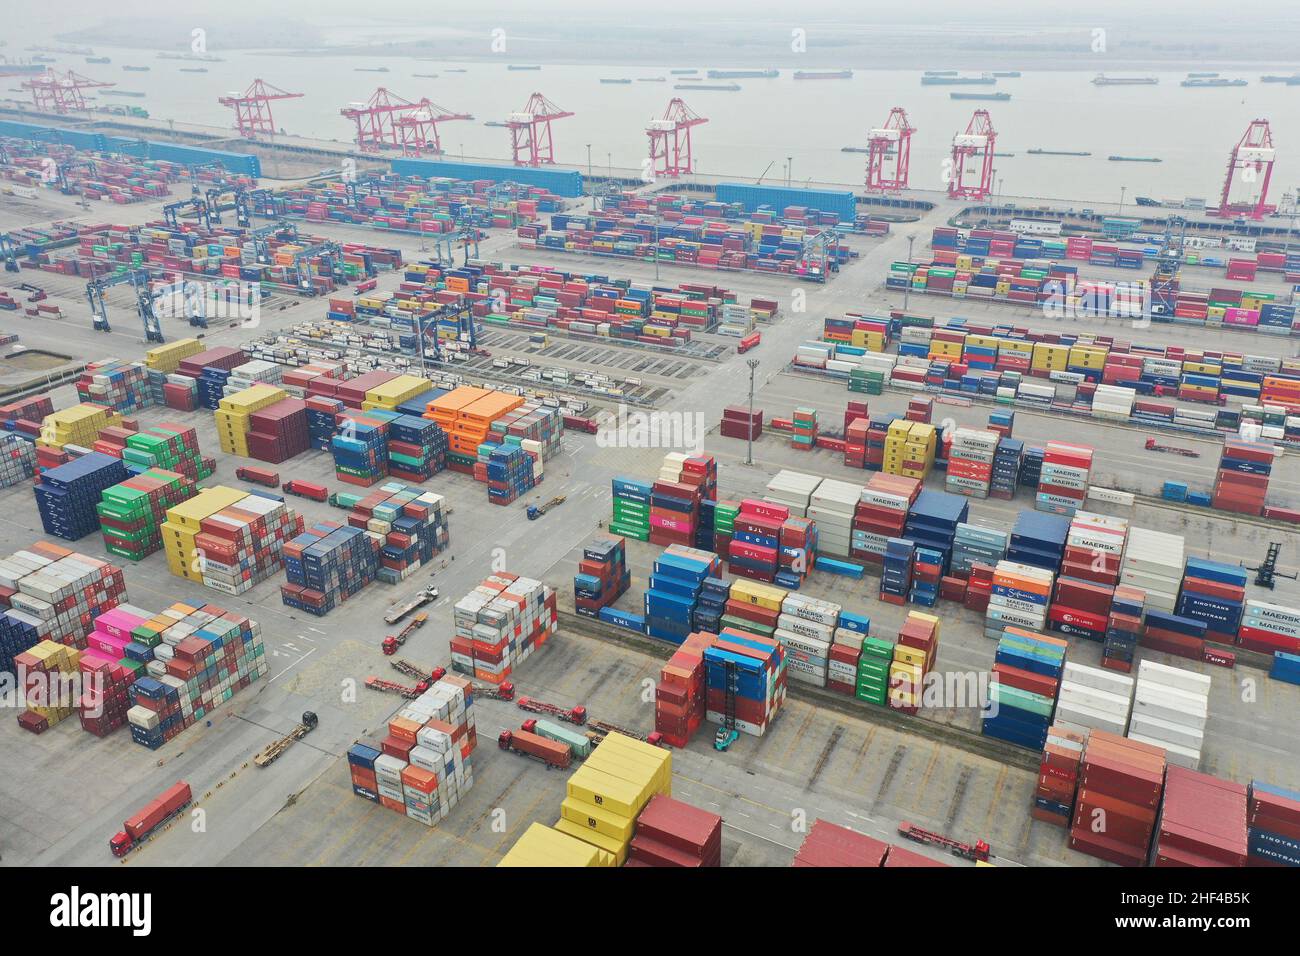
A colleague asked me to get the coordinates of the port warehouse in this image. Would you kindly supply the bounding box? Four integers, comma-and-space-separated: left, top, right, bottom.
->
2, 119, 1300, 868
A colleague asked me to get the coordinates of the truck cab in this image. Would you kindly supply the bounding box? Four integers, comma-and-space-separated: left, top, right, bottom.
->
109, 831, 133, 857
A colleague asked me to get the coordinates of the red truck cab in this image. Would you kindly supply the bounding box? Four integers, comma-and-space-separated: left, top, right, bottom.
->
737, 331, 762, 353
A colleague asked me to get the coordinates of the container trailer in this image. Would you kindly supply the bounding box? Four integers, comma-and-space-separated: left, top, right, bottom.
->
281, 479, 329, 502
365, 676, 430, 699
110, 781, 192, 856
235, 465, 281, 487
383, 587, 438, 625
391, 658, 445, 682
254, 712, 318, 768
517, 695, 587, 724
897, 822, 990, 862
497, 729, 572, 769
381, 611, 429, 654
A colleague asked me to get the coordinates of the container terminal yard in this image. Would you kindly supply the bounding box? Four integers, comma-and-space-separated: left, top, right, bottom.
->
1, 11, 1300, 894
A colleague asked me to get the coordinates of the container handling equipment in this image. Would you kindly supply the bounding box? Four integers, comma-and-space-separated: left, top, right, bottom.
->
526, 495, 567, 520
714, 660, 740, 751
381, 611, 429, 654
254, 711, 319, 768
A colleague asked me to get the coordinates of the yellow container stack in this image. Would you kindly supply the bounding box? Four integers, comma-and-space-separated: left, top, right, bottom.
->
144, 338, 205, 374
360, 374, 432, 412
889, 611, 941, 711
37, 404, 123, 451
18, 641, 81, 726
555, 732, 672, 866
1031, 342, 1069, 374
883, 421, 936, 479
215, 384, 288, 457
162, 486, 249, 582
498, 822, 609, 867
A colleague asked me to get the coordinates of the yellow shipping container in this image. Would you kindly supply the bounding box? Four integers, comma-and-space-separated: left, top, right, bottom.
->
497, 823, 607, 867
166, 487, 248, 532
566, 764, 654, 819
594, 731, 672, 794
1032, 343, 1069, 372
218, 383, 286, 413
559, 795, 638, 842
144, 338, 204, 372
728, 579, 786, 611
553, 816, 627, 865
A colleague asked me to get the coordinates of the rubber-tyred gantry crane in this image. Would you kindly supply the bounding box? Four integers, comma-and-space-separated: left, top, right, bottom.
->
23, 70, 114, 113
507, 92, 573, 167
219, 79, 302, 139
866, 107, 914, 192
397, 100, 473, 157
646, 98, 707, 178
948, 109, 996, 201
1216, 119, 1277, 220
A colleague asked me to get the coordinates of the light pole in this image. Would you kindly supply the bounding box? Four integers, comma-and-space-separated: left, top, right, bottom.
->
745, 358, 760, 465
607, 152, 612, 184
902, 235, 915, 312
586, 143, 592, 179
787, 156, 793, 187
1119, 185, 1127, 217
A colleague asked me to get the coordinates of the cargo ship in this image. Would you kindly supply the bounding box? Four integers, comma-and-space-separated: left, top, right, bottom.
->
670, 69, 699, 75
674, 82, 740, 91
508, 65, 542, 71
1092, 74, 1158, 86
104, 90, 146, 98
950, 91, 1011, 101
0, 63, 51, 75
355, 66, 390, 73
32, 55, 56, 63
483, 120, 508, 127
412, 73, 438, 79
841, 146, 869, 153
1188, 72, 1219, 78
158, 52, 223, 61
447, 68, 467, 73
600, 78, 632, 84
795, 70, 853, 80
921, 73, 995, 85
122, 65, 151, 72
1028, 149, 1092, 156
991, 71, 1021, 78
636, 77, 666, 82
86, 56, 111, 64
179, 67, 208, 73
1182, 77, 1247, 87
707, 69, 778, 79
1109, 155, 1162, 163
924, 70, 957, 76
1261, 74, 1300, 83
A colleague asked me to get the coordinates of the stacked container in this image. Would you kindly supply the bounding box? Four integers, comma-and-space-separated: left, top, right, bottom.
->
1213, 437, 1273, 516
386, 415, 448, 481
214, 384, 288, 457
827, 611, 869, 696
703, 626, 786, 737
245, 398, 310, 464
990, 437, 1022, 499
1007, 510, 1070, 573
950, 522, 1008, 577
1103, 585, 1146, 673
883, 420, 936, 479
879, 538, 914, 605
1054, 661, 1134, 736
1120, 527, 1184, 614
645, 546, 722, 643
450, 573, 556, 685
97, 468, 197, 560
852, 473, 921, 565
1036, 441, 1094, 516
557, 733, 672, 866
610, 477, 652, 541
945, 428, 998, 498
790, 406, 817, 451
1239, 599, 1300, 655
1033, 724, 1086, 827
498, 823, 615, 867
982, 627, 1067, 749
0, 543, 128, 680
0, 434, 37, 488
986, 561, 1054, 637
1176, 557, 1246, 645
126, 604, 267, 749
331, 409, 395, 486
764, 469, 823, 516
890, 611, 939, 714
630, 794, 723, 867
775, 594, 839, 688
1247, 781, 1300, 867
163, 487, 303, 592
34, 452, 128, 540
655, 631, 711, 747
1152, 768, 1248, 866
1069, 730, 1166, 867
121, 424, 214, 482
807, 478, 861, 560
574, 536, 630, 617
346, 482, 450, 583
720, 404, 763, 441
1127, 659, 1209, 769
792, 820, 891, 867
856, 633, 895, 706
36, 403, 123, 454
485, 444, 535, 505
280, 524, 379, 615
75, 360, 155, 413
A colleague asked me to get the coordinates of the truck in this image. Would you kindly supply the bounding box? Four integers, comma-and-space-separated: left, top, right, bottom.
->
522, 716, 594, 759
470, 680, 515, 701
391, 659, 445, 682
384, 587, 438, 626
110, 781, 192, 857
526, 495, 567, 520
1143, 436, 1200, 458
497, 728, 572, 769
254, 711, 319, 768
235, 465, 281, 488
897, 822, 991, 862
517, 695, 587, 725
587, 718, 665, 748
281, 479, 329, 502
737, 331, 762, 353
365, 676, 430, 699
381, 611, 429, 654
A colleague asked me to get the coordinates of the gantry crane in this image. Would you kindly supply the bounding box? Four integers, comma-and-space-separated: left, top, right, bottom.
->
1215, 119, 1277, 221
85, 269, 165, 342
397, 100, 473, 157
341, 88, 421, 153
219, 79, 302, 139
646, 98, 707, 178
948, 109, 996, 201
507, 93, 573, 167
23, 69, 113, 113
866, 107, 914, 193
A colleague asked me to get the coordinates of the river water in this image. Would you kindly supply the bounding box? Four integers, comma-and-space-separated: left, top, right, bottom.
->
9, 45, 1300, 205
